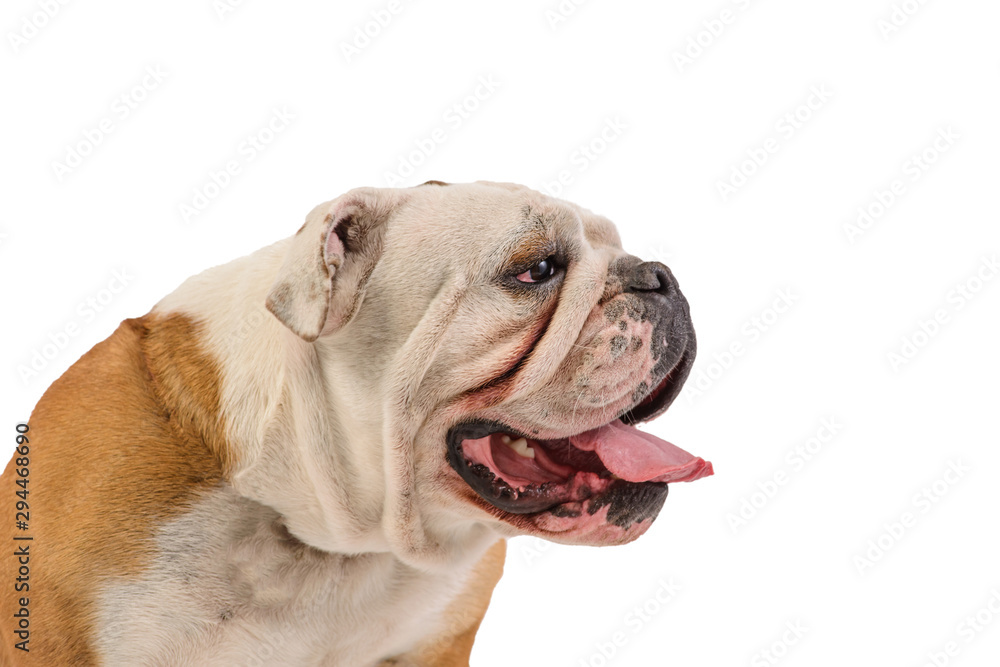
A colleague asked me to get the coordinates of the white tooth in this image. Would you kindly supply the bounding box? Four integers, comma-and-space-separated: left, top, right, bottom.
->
500, 435, 512, 444
507, 437, 536, 459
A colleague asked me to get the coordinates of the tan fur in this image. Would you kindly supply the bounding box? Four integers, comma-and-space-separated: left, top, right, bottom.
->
0, 315, 227, 665
427, 539, 506, 664
387, 540, 506, 666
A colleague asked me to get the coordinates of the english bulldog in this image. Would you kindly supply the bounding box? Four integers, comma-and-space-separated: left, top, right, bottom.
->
0, 181, 712, 666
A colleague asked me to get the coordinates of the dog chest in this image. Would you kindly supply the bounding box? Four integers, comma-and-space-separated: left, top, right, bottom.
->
93, 488, 462, 666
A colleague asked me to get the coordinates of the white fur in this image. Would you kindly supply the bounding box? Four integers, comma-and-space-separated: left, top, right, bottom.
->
95, 486, 472, 666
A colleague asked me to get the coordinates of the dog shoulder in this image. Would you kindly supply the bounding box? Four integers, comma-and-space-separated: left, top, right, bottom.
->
0, 313, 229, 664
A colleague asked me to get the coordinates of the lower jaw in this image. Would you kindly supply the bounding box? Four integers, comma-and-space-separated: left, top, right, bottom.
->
464, 463, 670, 534
460, 463, 618, 514
548, 477, 669, 530
493, 486, 669, 545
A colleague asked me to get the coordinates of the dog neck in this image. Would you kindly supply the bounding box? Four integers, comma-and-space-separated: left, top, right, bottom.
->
152, 239, 493, 570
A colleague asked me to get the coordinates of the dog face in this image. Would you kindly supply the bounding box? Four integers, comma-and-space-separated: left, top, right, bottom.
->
265, 181, 710, 559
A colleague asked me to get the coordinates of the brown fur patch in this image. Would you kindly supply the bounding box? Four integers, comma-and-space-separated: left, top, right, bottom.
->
505, 233, 552, 274
419, 180, 450, 187
0, 314, 228, 665
142, 314, 239, 474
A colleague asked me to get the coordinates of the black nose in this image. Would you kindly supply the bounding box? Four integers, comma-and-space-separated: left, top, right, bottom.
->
625, 261, 677, 299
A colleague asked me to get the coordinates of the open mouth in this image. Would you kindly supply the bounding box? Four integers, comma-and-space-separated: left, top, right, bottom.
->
446, 357, 713, 524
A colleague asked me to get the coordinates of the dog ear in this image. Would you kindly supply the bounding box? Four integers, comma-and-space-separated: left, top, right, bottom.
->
266, 188, 404, 341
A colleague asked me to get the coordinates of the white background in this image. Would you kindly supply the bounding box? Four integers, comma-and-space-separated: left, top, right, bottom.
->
2, 1, 999, 665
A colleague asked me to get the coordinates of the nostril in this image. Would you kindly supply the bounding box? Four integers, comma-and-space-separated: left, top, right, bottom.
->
627, 261, 674, 297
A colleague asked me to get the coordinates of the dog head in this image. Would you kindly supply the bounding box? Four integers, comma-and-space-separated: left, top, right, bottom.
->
265, 181, 711, 564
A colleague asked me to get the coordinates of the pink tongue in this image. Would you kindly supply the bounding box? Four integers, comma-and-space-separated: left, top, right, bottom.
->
570, 420, 713, 484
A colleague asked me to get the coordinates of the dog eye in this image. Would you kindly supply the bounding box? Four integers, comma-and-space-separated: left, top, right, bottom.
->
515, 257, 556, 284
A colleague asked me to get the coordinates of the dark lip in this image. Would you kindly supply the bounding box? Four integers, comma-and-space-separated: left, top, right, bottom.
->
446, 420, 568, 514
621, 336, 696, 425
